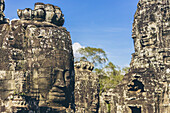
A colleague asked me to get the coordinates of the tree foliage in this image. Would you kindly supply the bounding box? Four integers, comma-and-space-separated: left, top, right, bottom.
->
77, 47, 108, 67
76, 46, 129, 94
96, 62, 125, 94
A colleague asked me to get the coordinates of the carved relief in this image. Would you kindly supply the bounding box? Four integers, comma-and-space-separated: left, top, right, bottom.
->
17, 2, 65, 26
0, 3, 74, 112
140, 23, 157, 47
128, 79, 144, 93
74, 61, 99, 113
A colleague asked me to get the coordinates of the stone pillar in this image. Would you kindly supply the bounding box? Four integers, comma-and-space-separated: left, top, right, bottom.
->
74, 61, 99, 113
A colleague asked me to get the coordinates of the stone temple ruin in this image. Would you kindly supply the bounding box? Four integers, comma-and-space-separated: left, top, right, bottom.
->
0, 1, 75, 112
0, 0, 169, 113
99, 0, 170, 113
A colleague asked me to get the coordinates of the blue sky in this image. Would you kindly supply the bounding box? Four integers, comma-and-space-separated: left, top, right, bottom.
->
4, 0, 139, 68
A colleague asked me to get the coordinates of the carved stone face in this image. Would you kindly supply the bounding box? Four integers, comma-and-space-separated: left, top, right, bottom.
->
23, 8, 32, 20
131, 1, 170, 71
0, 20, 74, 111
45, 11, 55, 23
44, 4, 55, 23
17, 8, 32, 20
55, 8, 62, 21
44, 4, 54, 12
17, 3, 65, 27
140, 23, 157, 47
34, 3, 45, 10
133, 8, 161, 52
32, 8, 45, 21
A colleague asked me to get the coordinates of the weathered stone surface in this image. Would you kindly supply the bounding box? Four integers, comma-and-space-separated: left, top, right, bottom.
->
99, 0, 170, 113
0, 3, 74, 113
74, 61, 99, 113
0, 0, 9, 24
17, 2, 64, 26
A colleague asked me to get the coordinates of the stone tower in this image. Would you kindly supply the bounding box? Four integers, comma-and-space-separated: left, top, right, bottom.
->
0, 2, 74, 113
74, 61, 100, 113
99, 0, 170, 113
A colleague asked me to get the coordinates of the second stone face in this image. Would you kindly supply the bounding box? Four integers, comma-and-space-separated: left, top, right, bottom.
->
74, 61, 99, 113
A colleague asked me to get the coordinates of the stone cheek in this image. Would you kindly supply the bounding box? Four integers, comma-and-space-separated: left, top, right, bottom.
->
0, 20, 74, 112
74, 61, 99, 113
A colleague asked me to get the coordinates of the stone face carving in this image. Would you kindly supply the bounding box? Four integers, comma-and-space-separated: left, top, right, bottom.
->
99, 0, 170, 113
34, 2, 45, 10
74, 61, 99, 113
44, 4, 55, 23
0, 3, 74, 113
131, 0, 170, 72
17, 2, 65, 26
17, 8, 32, 20
53, 6, 65, 26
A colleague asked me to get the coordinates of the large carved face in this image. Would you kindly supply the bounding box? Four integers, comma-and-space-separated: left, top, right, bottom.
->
132, 3, 164, 51
0, 20, 74, 111
131, 1, 170, 71
25, 24, 74, 107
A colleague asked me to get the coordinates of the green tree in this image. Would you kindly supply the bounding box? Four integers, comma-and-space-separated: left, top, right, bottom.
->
77, 47, 108, 68
98, 62, 124, 94
76, 46, 129, 94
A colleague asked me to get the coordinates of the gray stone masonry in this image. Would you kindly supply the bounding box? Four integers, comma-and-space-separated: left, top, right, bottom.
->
0, 2, 74, 113
99, 0, 170, 113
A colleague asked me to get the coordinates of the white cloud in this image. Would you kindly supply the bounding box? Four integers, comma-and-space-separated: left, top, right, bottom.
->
72, 42, 84, 58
